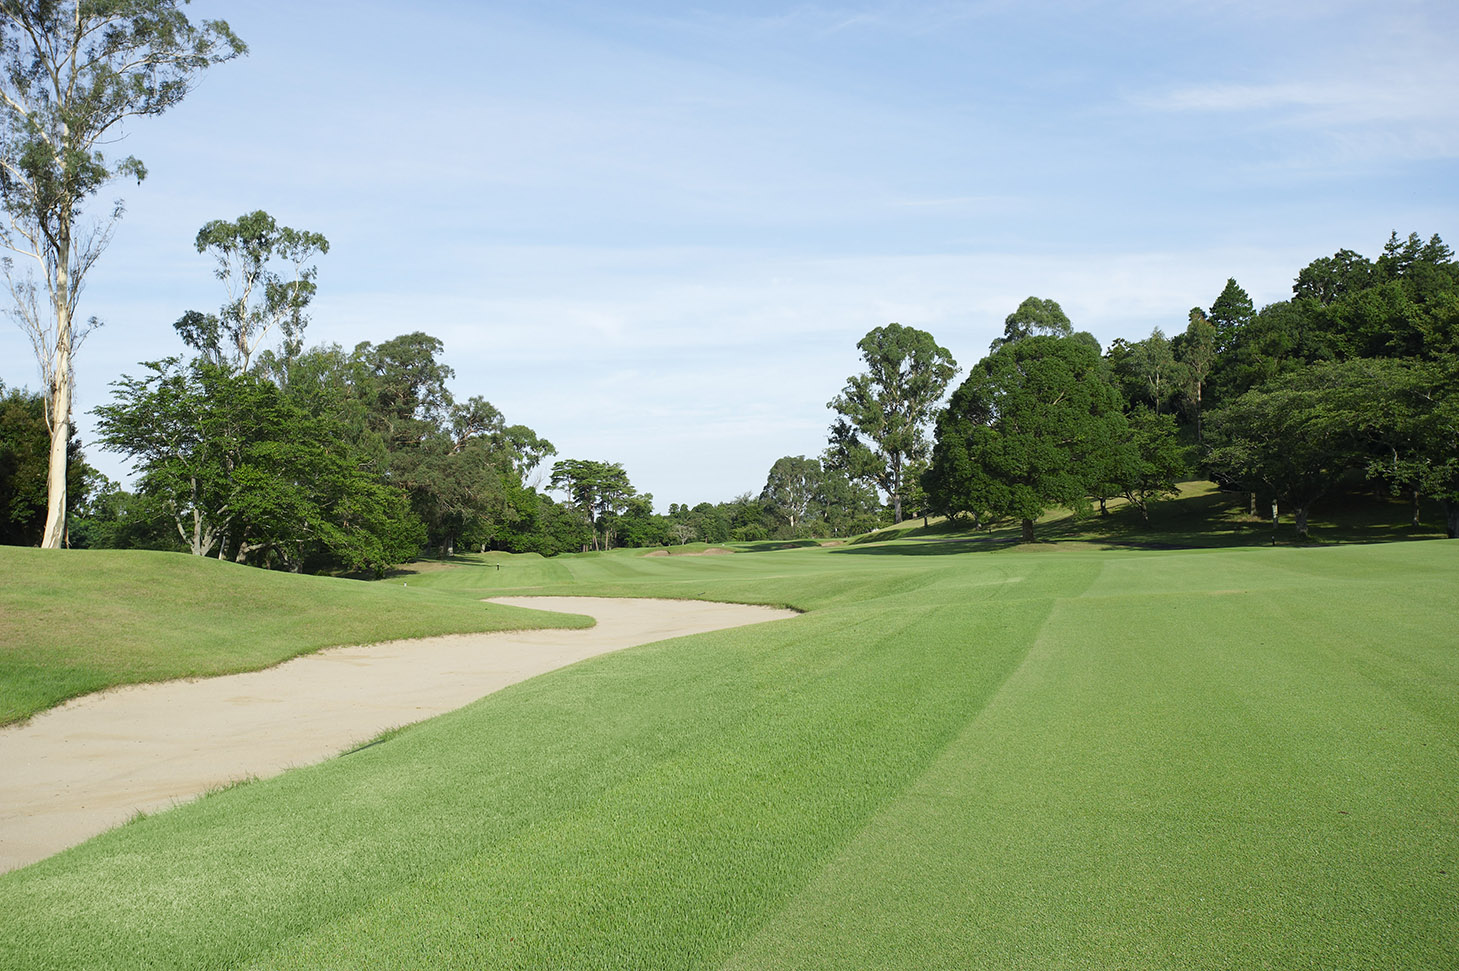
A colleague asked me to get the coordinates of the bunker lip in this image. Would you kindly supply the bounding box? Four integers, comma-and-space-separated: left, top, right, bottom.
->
0, 596, 796, 874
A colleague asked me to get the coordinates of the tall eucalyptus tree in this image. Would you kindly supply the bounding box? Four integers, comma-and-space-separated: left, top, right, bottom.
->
0, 1, 243, 546
826, 323, 957, 523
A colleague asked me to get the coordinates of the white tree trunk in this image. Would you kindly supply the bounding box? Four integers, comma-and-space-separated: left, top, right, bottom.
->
39, 241, 73, 549
40, 373, 70, 548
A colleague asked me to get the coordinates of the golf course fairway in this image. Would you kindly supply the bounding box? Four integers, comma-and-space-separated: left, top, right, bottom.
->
1, 538, 1455, 970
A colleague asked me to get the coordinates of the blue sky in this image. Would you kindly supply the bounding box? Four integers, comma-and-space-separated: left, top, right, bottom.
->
2, 0, 1455, 507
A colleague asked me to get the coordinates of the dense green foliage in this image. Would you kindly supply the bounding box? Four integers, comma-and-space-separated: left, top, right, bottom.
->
989, 294, 1078, 352
10, 230, 1456, 564
2, 539, 1454, 968
926, 335, 1131, 541
759, 455, 883, 538
826, 323, 957, 523
91, 217, 566, 572
0, 382, 94, 545
1198, 233, 1459, 536
548, 458, 637, 551
96, 355, 423, 572
923, 233, 1459, 541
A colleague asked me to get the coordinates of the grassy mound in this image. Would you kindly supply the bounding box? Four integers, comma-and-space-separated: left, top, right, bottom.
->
0, 547, 591, 725
2, 538, 1455, 969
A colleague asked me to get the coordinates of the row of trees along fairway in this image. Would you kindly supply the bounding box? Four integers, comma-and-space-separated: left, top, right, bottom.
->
7, 232, 1453, 556
1195, 234, 1459, 538
758, 454, 883, 538
0, 1, 244, 548
92, 211, 566, 574
914, 231, 1459, 540
548, 459, 639, 552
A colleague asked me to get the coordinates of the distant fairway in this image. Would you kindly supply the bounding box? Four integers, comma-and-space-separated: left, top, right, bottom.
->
2, 539, 1456, 969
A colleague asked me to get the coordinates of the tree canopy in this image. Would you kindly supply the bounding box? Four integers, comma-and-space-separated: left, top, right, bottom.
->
549, 459, 636, 551
175, 210, 329, 371
826, 323, 957, 523
925, 335, 1128, 542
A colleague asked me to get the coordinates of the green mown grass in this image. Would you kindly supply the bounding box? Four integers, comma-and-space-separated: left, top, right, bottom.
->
0, 546, 592, 725
2, 537, 1455, 969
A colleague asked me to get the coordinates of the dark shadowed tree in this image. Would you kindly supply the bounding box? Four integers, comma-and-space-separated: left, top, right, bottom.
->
1110, 408, 1188, 522
1299, 233, 1459, 362
1174, 308, 1218, 442
1204, 364, 1373, 538
1293, 248, 1375, 306
0, 380, 91, 544
1208, 278, 1254, 355
1343, 355, 1459, 537
926, 336, 1128, 542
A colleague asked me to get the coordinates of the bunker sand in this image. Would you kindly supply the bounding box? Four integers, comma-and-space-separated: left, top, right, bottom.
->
0, 596, 795, 873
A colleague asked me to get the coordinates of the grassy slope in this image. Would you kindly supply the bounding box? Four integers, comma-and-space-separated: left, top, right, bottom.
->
867, 479, 1451, 549
2, 538, 1455, 969
0, 547, 591, 724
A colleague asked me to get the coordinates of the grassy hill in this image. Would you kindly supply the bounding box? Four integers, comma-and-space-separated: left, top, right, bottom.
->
2, 533, 1455, 969
862, 479, 1451, 548
0, 547, 591, 724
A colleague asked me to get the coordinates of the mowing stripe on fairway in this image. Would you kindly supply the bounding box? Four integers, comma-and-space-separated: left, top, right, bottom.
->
0, 541, 1454, 970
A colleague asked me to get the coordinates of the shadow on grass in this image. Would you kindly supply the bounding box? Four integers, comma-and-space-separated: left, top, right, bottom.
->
363, 553, 505, 581
732, 539, 828, 553
830, 536, 1019, 557
833, 486, 1448, 556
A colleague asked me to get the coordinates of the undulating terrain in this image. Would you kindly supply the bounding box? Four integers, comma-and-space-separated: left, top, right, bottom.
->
2, 517, 1455, 969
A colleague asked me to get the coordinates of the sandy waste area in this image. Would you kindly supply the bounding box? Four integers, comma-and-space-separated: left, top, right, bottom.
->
0, 596, 795, 873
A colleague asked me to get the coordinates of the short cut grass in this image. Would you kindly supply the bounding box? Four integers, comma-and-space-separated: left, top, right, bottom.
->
2, 536, 1455, 969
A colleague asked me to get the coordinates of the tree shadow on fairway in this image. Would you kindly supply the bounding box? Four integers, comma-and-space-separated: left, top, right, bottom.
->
732, 539, 828, 553
829, 536, 1020, 556
365, 553, 512, 580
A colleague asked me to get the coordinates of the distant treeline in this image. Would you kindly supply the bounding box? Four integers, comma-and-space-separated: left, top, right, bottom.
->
799, 230, 1459, 542
2, 230, 1454, 569
912, 231, 1458, 540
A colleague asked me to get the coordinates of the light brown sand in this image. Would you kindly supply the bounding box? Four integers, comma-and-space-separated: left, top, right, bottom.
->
0, 596, 794, 873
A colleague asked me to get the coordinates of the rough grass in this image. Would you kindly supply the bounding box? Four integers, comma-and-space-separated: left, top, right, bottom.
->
0, 547, 591, 725
2, 537, 1455, 969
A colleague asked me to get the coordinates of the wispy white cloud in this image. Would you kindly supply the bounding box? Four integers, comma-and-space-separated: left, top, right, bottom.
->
640, 1, 1015, 40
2, 0, 1452, 509
1134, 6, 1459, 161
1144, 74, 1459, 128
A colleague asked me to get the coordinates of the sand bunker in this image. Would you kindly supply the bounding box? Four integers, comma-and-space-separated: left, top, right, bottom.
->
0, 596, 795, 873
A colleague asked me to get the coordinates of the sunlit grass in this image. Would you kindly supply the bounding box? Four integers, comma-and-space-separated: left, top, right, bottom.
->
2, 536, 1455, 969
